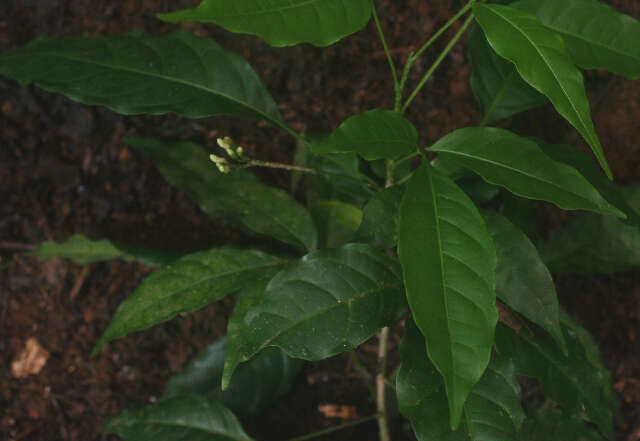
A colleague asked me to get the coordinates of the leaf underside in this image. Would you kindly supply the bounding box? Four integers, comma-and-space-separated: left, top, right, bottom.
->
158, 0, 374, 47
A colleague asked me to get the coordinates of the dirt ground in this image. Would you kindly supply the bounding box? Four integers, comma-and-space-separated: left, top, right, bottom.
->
1, 1, 639, 440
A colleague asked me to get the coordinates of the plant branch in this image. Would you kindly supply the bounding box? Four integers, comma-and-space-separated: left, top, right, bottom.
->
401, 14, 475, 114
376, 326, 391, 441
373, 3, 399, 94
284, 414, 379, 441
0, 242, 36, 251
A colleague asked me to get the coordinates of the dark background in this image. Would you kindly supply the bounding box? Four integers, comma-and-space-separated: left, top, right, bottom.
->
1, 0, 639, 440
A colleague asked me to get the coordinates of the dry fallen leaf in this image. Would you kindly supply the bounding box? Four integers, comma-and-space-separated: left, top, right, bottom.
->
11, 338, 50, 378
317, 404, 358, 419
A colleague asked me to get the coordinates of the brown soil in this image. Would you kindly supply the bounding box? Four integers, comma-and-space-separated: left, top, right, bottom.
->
1, 1, 639, 440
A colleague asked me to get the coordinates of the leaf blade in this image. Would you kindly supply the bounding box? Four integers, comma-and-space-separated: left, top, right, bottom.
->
126, 138, 318, 252
397, 319, 524, 441
103, 395, 253, 441
398, 164, 498, 428
93, 248, 287, 354
27, 234, 181, 266
468, 25, 547, 124
513, 0, 640, 79
158, 0, 373, 47
495, 316, 616, 437
473, 3, 612, 179
312, 110, 419, 161
429, 127, 624, 217
483, 212, 566, 353
222, 243, 406, 387
0, 31, 285, 128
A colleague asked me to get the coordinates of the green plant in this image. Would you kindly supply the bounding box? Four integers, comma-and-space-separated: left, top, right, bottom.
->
2, 0, 639, 439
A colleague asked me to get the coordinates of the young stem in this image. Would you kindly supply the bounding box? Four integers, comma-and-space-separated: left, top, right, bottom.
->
284, 415, 379, 441
242, 159, 318, 174
395, 0, 475, 109
376, 326, 391, 441
373, 3, 399, 94
412, 0, 475, 66
401, 14, 475, 114
349, 351, 377, 399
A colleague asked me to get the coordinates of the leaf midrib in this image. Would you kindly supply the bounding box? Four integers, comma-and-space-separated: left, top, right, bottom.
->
427, 167, 456, 400
481, 5, 594, 146
183, 0, 330, 19
109, 418, 249, 440
433, 145, 601, 210
9, 49, 284, 129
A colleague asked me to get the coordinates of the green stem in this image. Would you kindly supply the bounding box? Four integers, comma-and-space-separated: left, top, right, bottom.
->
412, 0, 475, 66
283, 415, 379, 441
373, 3, 399, 94
244, 159, 318, 174
349, 351, 376, 398
401, 14, 475, 114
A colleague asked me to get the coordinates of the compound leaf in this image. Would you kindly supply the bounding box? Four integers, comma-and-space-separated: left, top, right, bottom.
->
495, 316, 616, 437
519, 409, 604, 441
0, 31, 286, 129
313, 110, 418, 161
397, 319, 524, 441
162, 335, 303, 417
398, 164, 497, 429
429, 127, 624, 217
473, 3, 612, 179
27, 234, 180, 266
93, 248, 286, 354
513, 0, 640, 79
468, 25, 547, 124
126, 138, 317, 252
158, 0, 373, 47
222, 243, 405, 388
103, 395, 252, 441
483, 212, 566, 353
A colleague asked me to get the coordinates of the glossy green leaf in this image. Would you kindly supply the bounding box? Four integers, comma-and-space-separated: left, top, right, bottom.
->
495, 316, 616, 437
162, 336, 303, 417
429, 127, 624, 217
158, 0, 373, 47
310, 199, 363, 248
483, 212, 566, 353
27, 234, 181, 266
397, 319, 524, 441
313, 110, 418, 160
0, 31, 286, 129
93, 248, 286, 354
398, 164, 498, 429
468, 25, 547, 124
103, 395, 253, 441
519, 409, 604, 441
539, 142, 640, 225
473, 3, 612, 179
513, 0, 640, 79
126, 138, 317, 252
222, 243, 405, 388
356, 186, 403, 249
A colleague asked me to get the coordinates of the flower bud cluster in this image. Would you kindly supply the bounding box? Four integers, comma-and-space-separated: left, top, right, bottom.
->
209, 136, 248, 174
